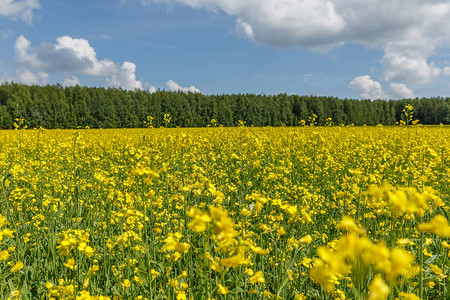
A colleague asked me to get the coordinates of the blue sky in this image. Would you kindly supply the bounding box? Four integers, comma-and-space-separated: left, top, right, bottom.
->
1, 0, 450, 99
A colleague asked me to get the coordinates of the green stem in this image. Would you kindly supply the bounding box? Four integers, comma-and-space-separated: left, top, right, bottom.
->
419, 231, 424, 299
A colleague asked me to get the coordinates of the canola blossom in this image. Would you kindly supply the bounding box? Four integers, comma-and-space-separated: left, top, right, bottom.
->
0, 121, 448, 299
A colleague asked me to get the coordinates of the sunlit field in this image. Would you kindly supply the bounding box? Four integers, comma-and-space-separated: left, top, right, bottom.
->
0, 123, 449, 299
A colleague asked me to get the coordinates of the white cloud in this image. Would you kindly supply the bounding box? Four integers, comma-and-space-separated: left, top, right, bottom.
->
15, 69, 48, 85
443, 66, 450, 76
388, 83, 415, 99
166, 79, 201, 93
106, 62, 143, 90
145, 1, 450, 48
349, 75, 386, 100
148, 86, 158, 93
138, 0, 450, 87
350, 75, 415, 100
0, 0, 40, 23
381, 43, 441, 84
64, 74, 80, 87
236, 18, 254, 38
15, 34, 43, 70
11, 35, 142, 90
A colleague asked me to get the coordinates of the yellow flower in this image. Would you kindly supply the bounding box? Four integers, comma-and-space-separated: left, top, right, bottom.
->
64, 258, 76, 270
301, 257, 312, 268
45, 281, 55, 290
249, 271, 265, 284
250, 245, 269, 255
424, 238, 432, 246
396, 239, 415, 247
337, 216, 365, 234
259, 224, 271, 233
218, 283, 229, 295
209, 206, 238, 251
299, 234, 313, 244
398, 292, 421, 300
83, 277, 90, 289
220, 249, 250, 268
87, 264, 99, 276
122, 279, 131, 289
78, 242, 95, 258
244, 268, 254, 276
171, 251, 182, 262
176, 291, 186, 300
418, 215, 450, 237
164, 236, 190, 253
2, 228, 15, 238
10, 261, 24, 273
423, 248, 433, 257
385, 248, 417, 283
281, 204, 299, 223
287, 269, 294, 281
10, 290, 20, 298
240, 208, 252, 217
0, 250, 10, 261
150, 268, 160, 278
187, 207, 211, 232
442, 241, 450, 248
134, 275, 144, 284
168, 278, 178, 288
210, 260, 223, 272
335, 289, 346, 300
300, 208, 313, 223
178, 270, 188, 279
368, 274, 390, 300
428, 264, 443, 275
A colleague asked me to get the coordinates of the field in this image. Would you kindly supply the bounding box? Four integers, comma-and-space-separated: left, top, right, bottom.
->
0, 123, 449, 299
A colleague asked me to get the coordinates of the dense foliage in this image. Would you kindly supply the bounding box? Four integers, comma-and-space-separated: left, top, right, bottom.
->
0, 125, 449, 299
0, 83, 449, 128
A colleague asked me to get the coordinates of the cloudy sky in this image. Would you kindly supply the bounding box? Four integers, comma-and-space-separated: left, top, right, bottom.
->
2, 0, 450, 99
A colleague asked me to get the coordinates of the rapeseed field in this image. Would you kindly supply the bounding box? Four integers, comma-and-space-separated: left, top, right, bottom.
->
0, 120, 448, 299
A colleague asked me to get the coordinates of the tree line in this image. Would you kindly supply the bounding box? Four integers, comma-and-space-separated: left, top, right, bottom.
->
0, 82, 449, 129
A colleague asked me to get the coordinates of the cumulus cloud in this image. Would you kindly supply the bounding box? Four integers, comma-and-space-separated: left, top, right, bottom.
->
349, 75, 387, 100
106, 62, 143, 90
11, 35, 142, 90
15, 69, 47, 85
138, 0, 450, 87
63, 74, 80, 87
388, 83, 415, 99
15, 35, 118, 76
0, 0, 40, 23
144, 1, 450, 48
148, 86, 158, 94
166, 79, 201, 93
381, 43, 441, 84
443, 66, 450, 76
350, 75, 415, 100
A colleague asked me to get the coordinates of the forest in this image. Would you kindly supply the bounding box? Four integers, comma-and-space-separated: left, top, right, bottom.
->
0, 82, 449, 128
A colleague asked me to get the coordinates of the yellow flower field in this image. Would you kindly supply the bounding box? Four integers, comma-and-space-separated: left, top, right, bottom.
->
0, 123, 449, 299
